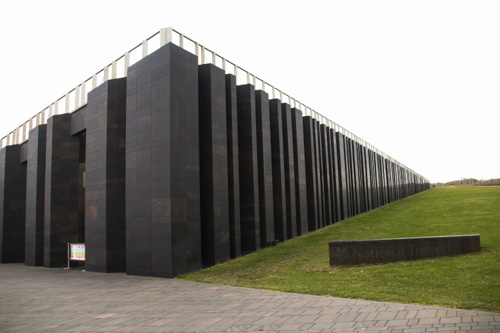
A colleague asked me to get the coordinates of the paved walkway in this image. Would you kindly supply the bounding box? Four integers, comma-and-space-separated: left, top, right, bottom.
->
0, 264, 498, 332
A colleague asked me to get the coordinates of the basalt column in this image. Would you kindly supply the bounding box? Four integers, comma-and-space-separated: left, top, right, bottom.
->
44, 114, 81, 267
281, 103, 297, 239
319, 124, 332, 225
303, 116, 318, 231
236, 84, 260, 252
351, 140, 361, 216
199, 64, 230, 267
225, 74, 241, 259
25, 125, 46, 266
336, 132, 349, 220
313, 120, 324, 227
255, 91, 274, 247
291, 108, 308, 236
269, 99, 287, 242
85, 78, 127, 273
362, 145, 373, 212
330, 128, 341, 223
0, 145, 26, 263
125, 43, 201, 278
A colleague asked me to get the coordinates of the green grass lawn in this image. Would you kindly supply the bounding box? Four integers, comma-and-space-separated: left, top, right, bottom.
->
178, 186, 500, 312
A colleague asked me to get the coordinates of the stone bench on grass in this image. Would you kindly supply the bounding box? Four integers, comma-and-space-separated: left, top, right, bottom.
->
329, 234, 480, 266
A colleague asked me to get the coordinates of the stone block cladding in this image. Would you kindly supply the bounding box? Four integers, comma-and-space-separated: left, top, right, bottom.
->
0, 42, 430, 276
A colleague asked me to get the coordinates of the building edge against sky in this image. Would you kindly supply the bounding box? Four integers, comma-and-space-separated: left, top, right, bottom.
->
0, 28, 430, 277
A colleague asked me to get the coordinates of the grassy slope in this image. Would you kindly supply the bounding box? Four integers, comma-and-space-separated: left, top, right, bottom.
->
179, 186, 500, 312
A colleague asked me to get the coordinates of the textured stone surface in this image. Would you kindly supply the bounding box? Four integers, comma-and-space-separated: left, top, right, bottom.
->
281, 103, 297, 239
44, 114, 81, 268
237, 84, 260, 252
225, 74, 241, 259
85, 78, 127, 273
255, 90, 274, 247
330, 235, 481, 266
303, 116, 318, 232
199, 64, 230, 266
269, 99, 287, 241
125, 42, 201, 278
291, 108, 309, 236
0, 146, 26, 263
24, 126, 46, 266
1, 264, 497, 332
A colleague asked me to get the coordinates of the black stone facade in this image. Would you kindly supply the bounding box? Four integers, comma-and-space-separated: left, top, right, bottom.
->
85, 78, 127, 273
44, 114, 81, 267
125, 43, 201, 278
198, 64, 230, 267
24, 125, 46, 266
0, 145, 26, 263
0, 42, 430, 277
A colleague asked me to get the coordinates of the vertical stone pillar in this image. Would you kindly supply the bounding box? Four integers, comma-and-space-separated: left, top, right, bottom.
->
255, 91, 274, 247
225, 74, 241, 259
336, 132, 349, 220
0, 145, 26, 263
291, 108, 308, 236
236, 84, 260, 252
25, 126, 46, 266
363, 146, 372, 212
303, 116, 318, 231
125, 43, 201, 278
269, 99, 287, 242
313, 120, 324, 227
44, 114, 81, 267
351, 140, 361, 216
281, 103, 297, 239
330, 129, 342, 223
319, 124, 331, 225
199, 64, 230, 267
85, 78, 127, 272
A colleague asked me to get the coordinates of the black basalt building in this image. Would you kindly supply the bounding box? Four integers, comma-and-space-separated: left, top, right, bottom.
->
0, 37, 430, 277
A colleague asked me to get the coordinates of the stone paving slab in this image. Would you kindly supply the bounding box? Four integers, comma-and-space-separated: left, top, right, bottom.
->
0, 264, 498, 332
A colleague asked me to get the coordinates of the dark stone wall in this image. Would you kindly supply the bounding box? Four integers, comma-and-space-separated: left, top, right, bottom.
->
291, 108, 308, 236
225, 74, 241, 259
255, 91, 275, 247
198, 64, 230, 267
319, 124, 332, 225
336, 132, 349, 220
0, 41, 431, 274
24, 126, 46, 266
125, 43, 201, 278
85, 78, 127, 273
44, 114, 81, 267
312, 120, 324, 228
70, 106, 87, 136
303, 116, 318, 232
237, 84, 260, 252
269, 99, 287, 242
0, 145, 26, 263
329, 128, 341, 223
281, 103, 297, 239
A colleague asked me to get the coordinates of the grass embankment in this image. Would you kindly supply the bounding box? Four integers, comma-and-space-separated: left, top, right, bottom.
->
179, 186, 500, 312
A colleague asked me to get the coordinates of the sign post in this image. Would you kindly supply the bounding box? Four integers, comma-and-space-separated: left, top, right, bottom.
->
67, 243, 85, 269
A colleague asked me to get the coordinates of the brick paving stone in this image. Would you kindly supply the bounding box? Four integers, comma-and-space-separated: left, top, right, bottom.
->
420, 318, 441, 325
386, 319, 409, 327
0, 264, 499, 333
416, 309, 438, 319
440, 316, 462, 324
473, 315, 496, 323
375, 311, 398, 321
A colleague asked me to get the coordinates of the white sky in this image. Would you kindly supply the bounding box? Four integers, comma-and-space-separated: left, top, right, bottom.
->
0, 0, 498, 183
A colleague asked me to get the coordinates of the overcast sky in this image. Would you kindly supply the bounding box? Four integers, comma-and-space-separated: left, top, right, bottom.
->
0, 0, 498, 183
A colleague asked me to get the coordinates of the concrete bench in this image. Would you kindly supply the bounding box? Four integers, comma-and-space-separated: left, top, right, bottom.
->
329, 234, 480, 266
